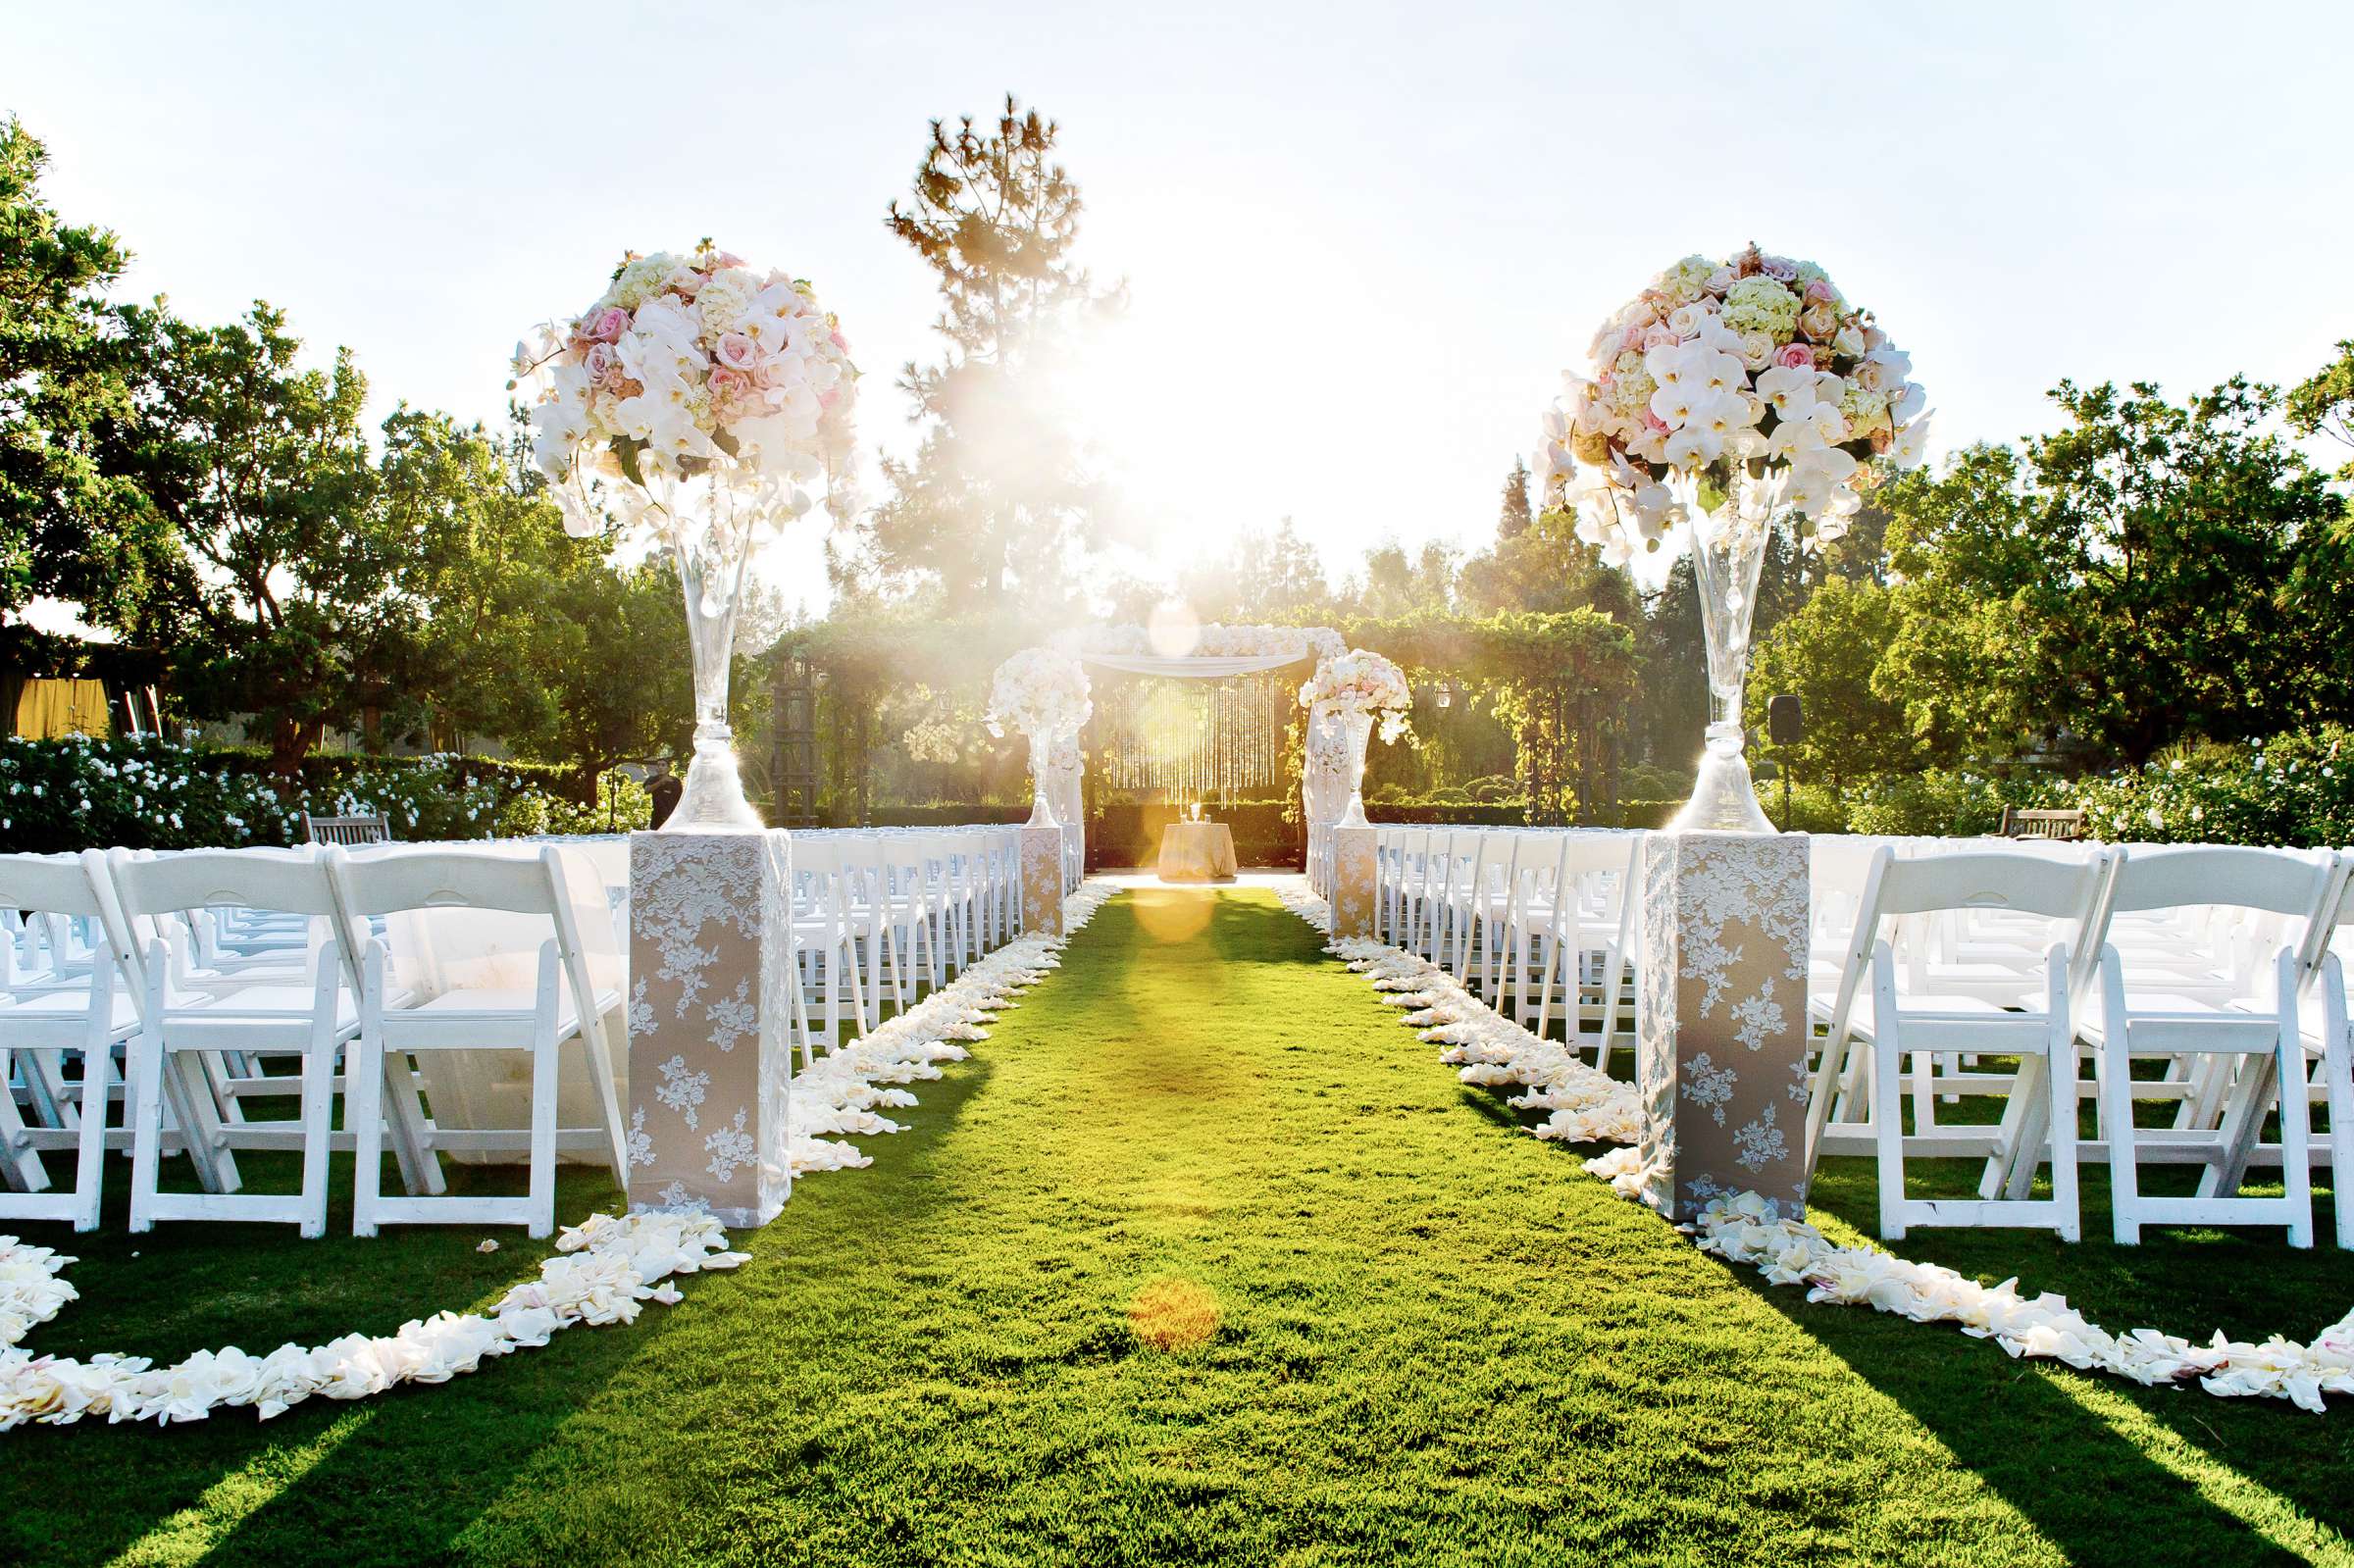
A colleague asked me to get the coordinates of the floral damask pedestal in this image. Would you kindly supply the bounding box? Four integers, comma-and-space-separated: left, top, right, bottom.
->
1634, 831, 1812, 1223
625, 831, 793, 1227
1330, 824, 1380, 938
1021, 824, 1065, 938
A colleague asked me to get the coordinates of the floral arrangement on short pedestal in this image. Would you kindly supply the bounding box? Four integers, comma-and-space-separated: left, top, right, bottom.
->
1300, 649, 1412, 745
1534, 242, 1931, 568
513, 242, 857, 543
987, 649, 1094, 742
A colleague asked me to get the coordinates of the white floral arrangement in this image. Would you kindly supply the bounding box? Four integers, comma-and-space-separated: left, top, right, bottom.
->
1080, 624, 1347, 664
1536, 243, 1931, 568
0, 1212, 748, 1430
986, 649, 1093, 742
1290, 893, 2354, 1416
512, 241, 858, 547
1300, 649, 1413, 745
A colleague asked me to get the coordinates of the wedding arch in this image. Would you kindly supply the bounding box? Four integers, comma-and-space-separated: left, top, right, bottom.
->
995, 624, 1372, 886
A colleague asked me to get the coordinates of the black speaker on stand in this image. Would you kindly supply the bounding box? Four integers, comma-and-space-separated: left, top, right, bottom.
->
1766, 694, 1803, 832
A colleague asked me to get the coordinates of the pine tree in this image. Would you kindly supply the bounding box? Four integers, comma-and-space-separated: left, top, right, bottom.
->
1497, 455, 1532, 540
858, 97, 1123, 607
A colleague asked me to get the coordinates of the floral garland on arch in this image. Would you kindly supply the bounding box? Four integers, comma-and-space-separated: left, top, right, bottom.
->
1301, 648, 1413, 745
511, 241, 859, 550
1272, 882, 2354, 1415
1535, 243, 1931, 568
986, 648, 1093, 742
1078, 624, 1347, 664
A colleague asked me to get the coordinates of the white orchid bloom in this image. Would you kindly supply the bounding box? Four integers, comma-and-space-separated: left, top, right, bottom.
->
1663, 425, 1723, 469
1688, 390, 1754, 450
1891, 414, 1934, 470
1764, 412, 1828, 464
1650, 384, 1701, 430
1755, 365, 1817, 419
1891, 381, 1928, 423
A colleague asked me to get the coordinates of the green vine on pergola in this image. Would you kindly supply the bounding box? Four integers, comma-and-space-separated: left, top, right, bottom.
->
1335, 610, 1640, 824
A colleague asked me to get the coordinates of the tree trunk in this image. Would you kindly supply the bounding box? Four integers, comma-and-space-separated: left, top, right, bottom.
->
269, 715, 320, 778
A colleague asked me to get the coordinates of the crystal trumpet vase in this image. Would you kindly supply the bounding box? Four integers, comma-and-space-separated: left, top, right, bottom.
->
1669, 471, 1784, 835
1026, 734, 1059, 829
1337, 708, 1373, 828
665, 486, 765, 833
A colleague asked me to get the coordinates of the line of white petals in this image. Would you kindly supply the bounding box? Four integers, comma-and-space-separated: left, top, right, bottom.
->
1276, 882, 2354, 1414
0, 881, 1115, 1433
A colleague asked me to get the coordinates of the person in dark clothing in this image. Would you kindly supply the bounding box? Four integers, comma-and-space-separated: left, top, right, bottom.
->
648, 766, 683, 830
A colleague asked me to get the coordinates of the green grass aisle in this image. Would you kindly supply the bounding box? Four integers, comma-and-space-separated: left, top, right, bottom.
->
4, 887, 2350, 1566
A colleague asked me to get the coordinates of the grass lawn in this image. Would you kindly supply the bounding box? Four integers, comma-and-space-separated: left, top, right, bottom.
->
4, 885, 2352, 1566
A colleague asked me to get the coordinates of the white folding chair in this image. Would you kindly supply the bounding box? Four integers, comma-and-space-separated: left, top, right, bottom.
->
330, 844, 628, 1239
2085, 845, 2340, 1247
100, 848, 358, 1237
0, 851, 136, 1230
1837, 848, 2114, 1240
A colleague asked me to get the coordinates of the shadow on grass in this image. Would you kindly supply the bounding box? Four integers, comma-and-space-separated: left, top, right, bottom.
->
1721, 1257, 2337, 1568
191, 1042, 1018, 1566
0, 972, 1021, 1567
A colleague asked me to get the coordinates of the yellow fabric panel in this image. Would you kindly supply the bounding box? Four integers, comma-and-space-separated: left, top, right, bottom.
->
15, 678, 114, 738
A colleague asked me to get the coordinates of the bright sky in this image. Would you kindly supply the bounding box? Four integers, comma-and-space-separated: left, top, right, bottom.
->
9, 0, 2350, 618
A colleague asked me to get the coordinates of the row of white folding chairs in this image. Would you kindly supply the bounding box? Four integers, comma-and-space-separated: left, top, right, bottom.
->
1373, 827, 1643, 1066
784, 828, 1024, 1053
0, 843, 624, 1239
1807, 841, 2354, 1247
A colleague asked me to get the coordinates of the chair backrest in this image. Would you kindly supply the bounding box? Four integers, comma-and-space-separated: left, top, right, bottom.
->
1870, 848, 2117, 923
1820, 846, 2116, 1046
305, 813, 393, 846
2101, 844, 2337, 920
0, 850, 111, 921
98, 847, 343, 995
327, 843, 615, 1061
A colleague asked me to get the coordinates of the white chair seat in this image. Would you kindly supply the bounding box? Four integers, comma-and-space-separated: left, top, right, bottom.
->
0, 987, 139, 1028
177, 984, 359, 1031
404, 985, 620, 1037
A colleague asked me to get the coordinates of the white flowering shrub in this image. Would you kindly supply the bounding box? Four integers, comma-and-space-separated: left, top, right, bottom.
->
0, 737, 650, 852
1844, 730, 2354, 845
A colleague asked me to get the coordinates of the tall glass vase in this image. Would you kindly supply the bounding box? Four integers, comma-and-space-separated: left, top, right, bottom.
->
1337, 708, 1374, 827
1025, 733, 1059, 829
666, 478, 765, 833
1669, 469, 1785, 835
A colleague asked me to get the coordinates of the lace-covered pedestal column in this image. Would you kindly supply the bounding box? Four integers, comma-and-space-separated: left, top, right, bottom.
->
1330, 824, 1380, 938
1021, 825, 1064, 938
624, 831, 793, 1227
1635, 831, 1811, 1223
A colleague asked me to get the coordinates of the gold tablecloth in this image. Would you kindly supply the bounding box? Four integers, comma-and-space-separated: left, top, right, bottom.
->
1156, 822, 1238, 883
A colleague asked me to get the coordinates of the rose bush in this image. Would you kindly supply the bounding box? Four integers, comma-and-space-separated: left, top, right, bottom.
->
0, 737, 651, 852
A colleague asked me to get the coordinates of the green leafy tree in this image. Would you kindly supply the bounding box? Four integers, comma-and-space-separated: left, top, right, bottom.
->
0, 117, 177, 627
1353, 539, 1459, 619
1878, 379, 2353, 769
120, 302, 394, 770
2286, 339, 2354, 481
1745, 576, 1916, 793
1458, 504, 1639, 620
861, 96, 1123, 607
1175, 518, 1335, 622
